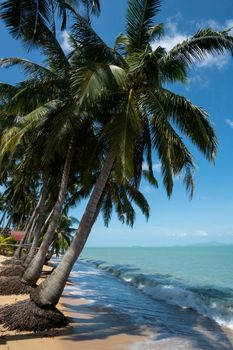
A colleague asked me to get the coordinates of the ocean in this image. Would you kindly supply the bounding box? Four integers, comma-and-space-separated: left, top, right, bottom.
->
73, 246, 233, 331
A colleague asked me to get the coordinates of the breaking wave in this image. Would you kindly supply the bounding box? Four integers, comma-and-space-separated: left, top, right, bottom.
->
83, 258, 233, 329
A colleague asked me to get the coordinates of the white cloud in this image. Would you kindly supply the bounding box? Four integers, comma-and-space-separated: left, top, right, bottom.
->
196, 53, 230, 70
61, 30, 72, 53
226, 119, 233, 128
196, 230, 208, 237
186, 74, 209, 90
153, 19, 188, 51
225, 20, 233, 34
142, 162, 148, 171
153, 162, 161, 173
142, 162, 161, 173
143, 185, 153, 194
196, 18, 233, 34
157, 33, 188, 52
152, 16, 232, 70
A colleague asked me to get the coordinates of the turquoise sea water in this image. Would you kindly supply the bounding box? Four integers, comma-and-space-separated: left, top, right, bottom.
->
79, 246, 233, 328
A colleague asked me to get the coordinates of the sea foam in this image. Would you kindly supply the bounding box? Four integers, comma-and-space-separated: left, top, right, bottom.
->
85, 259, 233, 330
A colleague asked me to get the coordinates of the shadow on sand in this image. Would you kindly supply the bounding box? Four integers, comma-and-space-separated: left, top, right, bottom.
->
1, 295, 233, 350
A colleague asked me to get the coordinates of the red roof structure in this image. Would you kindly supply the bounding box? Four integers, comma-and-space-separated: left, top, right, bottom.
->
11, 230, 25, 241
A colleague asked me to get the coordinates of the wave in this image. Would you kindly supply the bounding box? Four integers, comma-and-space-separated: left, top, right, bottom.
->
83, 258, 233, 329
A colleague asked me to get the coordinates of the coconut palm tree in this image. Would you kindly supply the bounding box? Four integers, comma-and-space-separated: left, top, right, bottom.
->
1, 0, 232, 331
0, 0, 100, 38
45, 213, 77, 259
0, 14, 112, 290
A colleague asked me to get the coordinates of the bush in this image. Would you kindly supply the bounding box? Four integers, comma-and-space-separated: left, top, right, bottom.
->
0, 234, 17, 256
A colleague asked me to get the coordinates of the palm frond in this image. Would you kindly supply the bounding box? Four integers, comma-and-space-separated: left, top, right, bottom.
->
0, 0, 50, 38
155, 89, 217, 161
0, 99, 64, 158
0, 57, 57, 79
71, 63, 127, 107
126, 0, 161, 51
125, 184, 150, 219
107, 90, 143, 178
160, 28, 233, 67
0, 82, 19, 103
140, 91, 195, 196
65, 3, 123, 65
114, 33, 130, 53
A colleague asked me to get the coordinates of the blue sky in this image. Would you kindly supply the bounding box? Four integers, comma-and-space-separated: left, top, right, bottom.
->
1, 0, 233, 246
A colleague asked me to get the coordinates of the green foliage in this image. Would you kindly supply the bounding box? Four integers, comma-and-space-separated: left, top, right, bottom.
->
0, 233, 17, 256
1, 0, 233, 235
0, 0, 101, 39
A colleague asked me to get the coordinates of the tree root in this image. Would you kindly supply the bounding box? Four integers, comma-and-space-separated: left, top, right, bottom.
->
0, 299, 68, 331
0, 276, 34, 295
0, 264, 25, 277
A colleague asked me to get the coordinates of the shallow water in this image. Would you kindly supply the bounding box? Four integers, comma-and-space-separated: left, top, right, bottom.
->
65, 258, 233, 349
79, 246, 233, 330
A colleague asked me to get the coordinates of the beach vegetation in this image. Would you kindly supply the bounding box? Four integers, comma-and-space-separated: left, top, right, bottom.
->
0, 0, 233, 331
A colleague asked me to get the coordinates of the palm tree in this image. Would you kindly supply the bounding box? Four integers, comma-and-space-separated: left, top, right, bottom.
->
0, 0, 101, 38
45, 213, 77, 260
1, 0, 232, 331
0, 14, 112, 290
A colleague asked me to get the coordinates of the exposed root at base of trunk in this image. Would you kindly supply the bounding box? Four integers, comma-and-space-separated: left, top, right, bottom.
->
0, 276, 34, 295
0, 299, 68, 331
0, 264, 25, 277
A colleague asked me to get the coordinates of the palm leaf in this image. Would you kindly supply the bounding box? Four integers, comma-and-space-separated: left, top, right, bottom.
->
71, 63, 127, 106
0, 57, 57, 79
154, 89, 217, 161
0, 82, 19, 103
126, 0, 161, 51
140, 91, 195, 196
160, 28, 233, 67
64, 3, 123, 65
107, 89, 143, 178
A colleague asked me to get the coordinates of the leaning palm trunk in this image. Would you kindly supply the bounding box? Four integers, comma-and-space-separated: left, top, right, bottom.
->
13, 231, 29, 261
13, 188, 45, 260
0, 139, 75, 294
23, 179, 49, 266
0, 150, 115, 330
45, 242, 56, 263
40, 208, 53, 236
21, 138, 75, 286
31, 150, 115, 308
0, 179, 49, 276
5, 181, 48, 265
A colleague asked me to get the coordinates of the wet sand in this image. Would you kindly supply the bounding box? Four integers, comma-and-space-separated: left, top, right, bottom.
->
1, 255, 233, 350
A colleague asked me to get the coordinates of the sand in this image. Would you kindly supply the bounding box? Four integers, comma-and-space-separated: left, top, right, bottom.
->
0, 256, 149, 350
1, 255, 233, 350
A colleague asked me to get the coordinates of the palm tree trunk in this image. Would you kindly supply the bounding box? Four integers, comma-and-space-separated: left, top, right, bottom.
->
14, 203, 39, 259
31, 150, 115, 307
22, 138, 75, 286
13, 227, 29, 260
40, 208, 53, 235
23, 178, 49, 266
45, 242, 55, 263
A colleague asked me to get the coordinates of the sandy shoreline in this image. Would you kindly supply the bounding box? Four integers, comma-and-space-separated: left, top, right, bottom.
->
1, 255, 233, 350
0, 256, 149, 350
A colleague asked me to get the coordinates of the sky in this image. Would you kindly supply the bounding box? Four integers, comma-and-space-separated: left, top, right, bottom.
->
0, 0, 233, 246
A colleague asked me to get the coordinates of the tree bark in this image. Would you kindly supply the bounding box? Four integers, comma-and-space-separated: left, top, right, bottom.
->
13, 197, 40, 259
31, 150, 115, 307
23, 178, 49, 266
22, 138, 75, 286
40, 208, 53, 236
